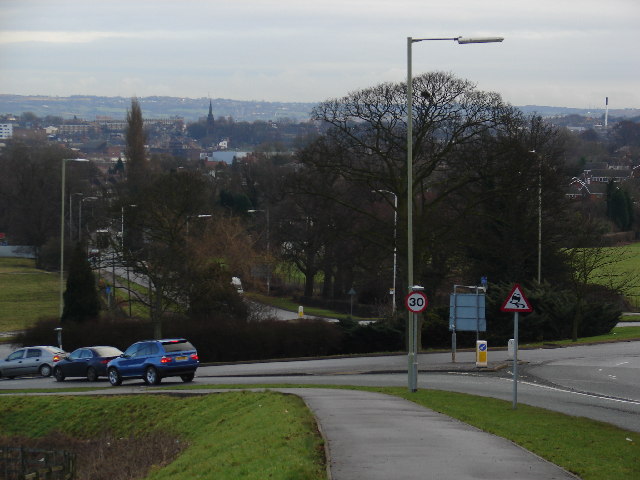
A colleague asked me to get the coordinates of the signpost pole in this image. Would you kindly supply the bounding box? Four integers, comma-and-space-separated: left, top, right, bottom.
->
512, 311, 519, 409
409, 310, 418, 392
405, 286, 427, 393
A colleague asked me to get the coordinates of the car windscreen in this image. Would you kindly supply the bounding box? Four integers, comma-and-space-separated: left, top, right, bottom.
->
93, 347, 122, 357
161, 340, 195, 352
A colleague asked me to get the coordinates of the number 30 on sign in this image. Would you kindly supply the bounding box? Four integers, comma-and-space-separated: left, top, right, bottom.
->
405, 291, 428, 313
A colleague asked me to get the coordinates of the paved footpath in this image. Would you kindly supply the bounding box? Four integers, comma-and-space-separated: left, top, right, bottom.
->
7, 385, 579, 479
278, 388, 578, 480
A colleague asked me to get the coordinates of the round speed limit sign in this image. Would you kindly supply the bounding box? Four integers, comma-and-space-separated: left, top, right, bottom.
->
405, 291, 428, 313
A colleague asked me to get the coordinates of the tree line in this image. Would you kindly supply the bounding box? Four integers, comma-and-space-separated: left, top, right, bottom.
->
2, 71, 639, 352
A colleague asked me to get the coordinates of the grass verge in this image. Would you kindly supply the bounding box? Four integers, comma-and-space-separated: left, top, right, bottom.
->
246, 291, 377, 321
0, 258, 58, 332
376, 387, 640, 480
0, 392, 326, 480
161, 384, 640, 480
1, 382, 639, 479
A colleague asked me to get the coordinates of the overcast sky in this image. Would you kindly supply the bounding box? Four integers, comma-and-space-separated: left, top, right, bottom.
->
1, 0, 639, 109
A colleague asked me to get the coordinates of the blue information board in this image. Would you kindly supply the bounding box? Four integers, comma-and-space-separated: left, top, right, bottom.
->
449, 293, 486, 332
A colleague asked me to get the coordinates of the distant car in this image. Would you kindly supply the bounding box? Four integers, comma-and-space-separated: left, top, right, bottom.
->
107, 338, 199, 386
53, 346, 123, 382
231, 276, 244, 294
0, 346, 66, 379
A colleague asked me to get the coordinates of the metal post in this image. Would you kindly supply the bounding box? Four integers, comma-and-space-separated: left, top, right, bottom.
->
59, 161, 66, 318
538, 159, 542, 284
407, 37, 416, 394
513, 312, 519, 409
406, 34, 503, 393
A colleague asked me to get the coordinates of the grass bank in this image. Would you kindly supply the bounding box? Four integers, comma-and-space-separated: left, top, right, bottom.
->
378, 387, 639, 480
0, 392, 326, 480
0, 258, 58, 332
1, 384, 639, 479
160, 384, 639, 480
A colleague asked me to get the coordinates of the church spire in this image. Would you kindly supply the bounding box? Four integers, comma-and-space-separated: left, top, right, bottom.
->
206, 99, 215, 136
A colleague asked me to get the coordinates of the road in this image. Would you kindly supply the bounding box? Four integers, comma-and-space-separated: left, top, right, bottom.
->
2, 340, 639, 433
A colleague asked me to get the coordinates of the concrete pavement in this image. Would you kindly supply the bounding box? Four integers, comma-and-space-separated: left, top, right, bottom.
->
10, 385, 579, 479
279, 387, 579, 480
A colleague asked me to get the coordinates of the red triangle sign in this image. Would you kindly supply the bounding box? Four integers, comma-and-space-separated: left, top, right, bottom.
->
500, 284, 533, 312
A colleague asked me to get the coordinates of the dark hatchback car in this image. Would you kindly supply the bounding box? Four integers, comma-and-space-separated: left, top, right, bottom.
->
107, 338, 199, 386
53, 346, 123, 382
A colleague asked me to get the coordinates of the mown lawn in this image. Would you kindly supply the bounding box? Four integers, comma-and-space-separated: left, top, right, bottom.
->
0, 392, 326, 480
0, 258, 58, 332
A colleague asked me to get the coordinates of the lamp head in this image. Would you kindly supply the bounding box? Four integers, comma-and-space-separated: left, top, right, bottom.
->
457, 36, 504, 44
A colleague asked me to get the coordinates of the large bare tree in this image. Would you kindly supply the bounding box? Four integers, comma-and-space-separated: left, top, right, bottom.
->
309, 71, 520, 293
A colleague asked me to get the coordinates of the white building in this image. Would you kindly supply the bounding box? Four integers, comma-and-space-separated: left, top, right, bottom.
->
0, 123, 13, 139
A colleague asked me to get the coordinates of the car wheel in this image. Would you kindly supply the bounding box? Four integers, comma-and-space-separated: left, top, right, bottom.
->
54, 367, 65, 382
108, 367, 122, 386
86, 367, 98, 382
39, 364, 52, 377
180, 373, 195, 382
144, 366, 161, 385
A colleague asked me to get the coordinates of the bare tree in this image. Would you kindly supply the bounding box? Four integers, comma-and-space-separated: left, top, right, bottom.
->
310, 71, 520, 293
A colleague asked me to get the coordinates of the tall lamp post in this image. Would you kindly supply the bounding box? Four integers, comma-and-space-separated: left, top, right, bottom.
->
372, 190, 398, 314
121, 204, 137, 317
59, 158, 89, 318
530, 150, 542, 283
79, 196, 98, 242
70, 193, 83, 242
406, 35, 503, 392
248, 209, 271, 295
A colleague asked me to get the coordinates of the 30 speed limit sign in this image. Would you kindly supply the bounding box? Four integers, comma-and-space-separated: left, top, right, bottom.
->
405, 291, 428, 313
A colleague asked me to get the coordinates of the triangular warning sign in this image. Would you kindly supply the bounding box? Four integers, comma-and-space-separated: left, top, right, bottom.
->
500, 284, 532, 312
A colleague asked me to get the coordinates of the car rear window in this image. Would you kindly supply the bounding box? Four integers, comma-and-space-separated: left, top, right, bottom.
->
161, 340, 195, 352
93, 347, 122, 357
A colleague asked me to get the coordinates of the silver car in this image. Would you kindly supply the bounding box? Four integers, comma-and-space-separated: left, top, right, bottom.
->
0, 346, 66, 378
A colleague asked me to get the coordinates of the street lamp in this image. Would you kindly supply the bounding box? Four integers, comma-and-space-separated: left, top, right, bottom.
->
121, 204, 137, 317
186, 214, 212, 236
248, 209, 271, 295
406, 35, 503, 392
372, 190, 398, 314
59, 158, 89, 318
79, 196, 98, 242
530, 150, 542, 284
70, 193, 83, 242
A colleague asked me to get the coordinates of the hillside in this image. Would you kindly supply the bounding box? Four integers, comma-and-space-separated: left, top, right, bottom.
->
2, 94, 639, 124
0, 94, 318, 123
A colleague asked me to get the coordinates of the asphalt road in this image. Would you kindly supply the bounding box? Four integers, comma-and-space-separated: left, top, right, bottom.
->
2, 340, 639, 433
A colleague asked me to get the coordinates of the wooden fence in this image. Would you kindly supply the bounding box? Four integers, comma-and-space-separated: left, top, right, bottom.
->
0, 447, 75, 480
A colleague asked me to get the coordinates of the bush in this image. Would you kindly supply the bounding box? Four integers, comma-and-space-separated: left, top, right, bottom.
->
338, 319, 404, 354
15, 316, 347, 362
484, 282, 622, 344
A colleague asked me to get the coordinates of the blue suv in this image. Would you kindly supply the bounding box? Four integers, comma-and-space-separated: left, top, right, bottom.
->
107, 339, 199, 386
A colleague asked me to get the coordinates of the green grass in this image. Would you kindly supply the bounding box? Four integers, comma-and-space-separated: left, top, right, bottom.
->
0, 392, 326, 480
592, 243, 640, 308
372, 387, 640, 480
520, 326, 640, 347
165, 384, 640, 480
246, 291, 376, 321
3, 386, 638, 480
0, 258, 59, 331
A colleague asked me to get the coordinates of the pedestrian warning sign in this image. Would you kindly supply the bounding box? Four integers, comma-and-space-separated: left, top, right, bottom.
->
500, 284, 532, 312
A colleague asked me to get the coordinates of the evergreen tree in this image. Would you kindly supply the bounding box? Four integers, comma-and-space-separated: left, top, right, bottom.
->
607, 182, 634, 231
62, 242, 101, 322
125, 98, 149, 195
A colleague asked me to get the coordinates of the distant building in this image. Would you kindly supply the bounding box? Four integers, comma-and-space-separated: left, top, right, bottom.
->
0, 123, 13, 139
206, 100, 215, 137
